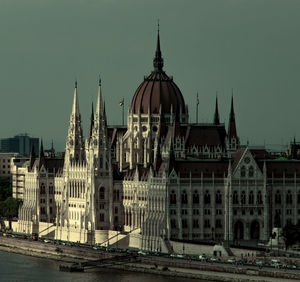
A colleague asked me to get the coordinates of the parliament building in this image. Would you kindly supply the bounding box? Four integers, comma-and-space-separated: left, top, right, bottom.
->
16, 30, 300, 251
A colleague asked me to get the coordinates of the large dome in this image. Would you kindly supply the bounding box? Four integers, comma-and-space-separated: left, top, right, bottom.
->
130, 32, 186, 118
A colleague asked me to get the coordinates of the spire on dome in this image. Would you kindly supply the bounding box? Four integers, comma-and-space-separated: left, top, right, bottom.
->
214, 93, 220, 125
153, 20, 164, 71
229, 93, 235, 122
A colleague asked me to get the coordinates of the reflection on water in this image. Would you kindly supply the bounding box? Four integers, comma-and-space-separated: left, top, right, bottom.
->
0, 251, 201, 282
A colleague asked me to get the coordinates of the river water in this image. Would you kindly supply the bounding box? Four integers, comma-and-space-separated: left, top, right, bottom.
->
0, 250, 201, 282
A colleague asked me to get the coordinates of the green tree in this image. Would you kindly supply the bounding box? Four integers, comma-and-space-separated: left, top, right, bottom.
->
0, 197, 22, 218
0, 177, 12, 201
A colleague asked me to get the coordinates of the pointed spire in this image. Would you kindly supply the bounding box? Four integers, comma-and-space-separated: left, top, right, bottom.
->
96, 75, 103, 117
72, 80, 80, 116
153, 20, 164, 71
230, 90, 235, 122
88, 102, 94, 140
103, 101, 107, 127
214, 93, 220, 125
40, 139, 45, 159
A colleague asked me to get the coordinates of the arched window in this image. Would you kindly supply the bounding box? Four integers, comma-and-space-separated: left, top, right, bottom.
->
233, 191, 239, 204
193, 190, 199, 204
181, 190, 188, 204
241, 191, 246, 205
286, 190, 293, 204
216, 190, 222, 204
170, 190, 176, 205
249, 191, 254, 205
257, 191, 263, 205
204, 191, 211, 205
241, 166, 246, 177
249, 166, 254, 177
275, 190, 281, 204
100, 187, 105, 200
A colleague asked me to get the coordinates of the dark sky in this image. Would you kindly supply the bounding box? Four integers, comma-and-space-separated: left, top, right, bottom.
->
0, 0, 299, 151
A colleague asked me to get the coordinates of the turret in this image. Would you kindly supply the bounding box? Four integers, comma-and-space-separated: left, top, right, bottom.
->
227, 94, 240, 151
64, 80, 85, 166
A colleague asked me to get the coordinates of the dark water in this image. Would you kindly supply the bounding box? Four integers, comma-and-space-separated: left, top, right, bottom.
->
0, 251, 200, 282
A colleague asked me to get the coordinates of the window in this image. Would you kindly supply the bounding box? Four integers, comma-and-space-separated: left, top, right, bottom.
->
250, 209, 254, 215
258, 209, 262, 215
216, 209, 222, 215
233, 209, 237, 215
242, 209, 245, 215
181, 190, 188, 204
249, 166, 254, 177
275, 190, 281, 204
182, 219, 188, 229
249, 191, 254, 205
193, 190, 199, 204
193, 209, 199, 215
216, 219, 222, 228
298, 192, 300, 204
100, 187, 105, 200
170, 190, 176, 205
171, 219, 176, 228
240, 166, 246, 177
257, 191, 263, 205
204, 209, 210, 215
193, 219, 199, 228
114, 207, 118, 214
204, 191, 211, 204
241, 191, 246, 205
286, 190, 292, 204
181, 209, 188, 215
286, 209, 292, 215
233, 191, 238, 204
216, 190, 222, 204
100, 213, 105, 222
204, 219, 210, 228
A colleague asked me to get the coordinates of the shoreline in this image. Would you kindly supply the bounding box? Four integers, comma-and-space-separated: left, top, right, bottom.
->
0, 238, 298, 282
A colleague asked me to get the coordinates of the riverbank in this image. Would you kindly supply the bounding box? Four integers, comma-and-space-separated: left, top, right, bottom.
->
0, 237, 299, 282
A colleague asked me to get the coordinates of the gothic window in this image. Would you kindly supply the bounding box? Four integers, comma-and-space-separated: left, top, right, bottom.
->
115, 207, 118, 214
170, 219, 176, 228
193, 219, 199, 228
286, 190, 293, 204
240, 166, 246, 177
257, 191, 263, 205
216, 219, 222, 228
100, 187, 105, 200
275, 190, 281, 204
182, 219, 188, 229
170, 190, 176, 205
193, 190, 199, 204
204, 219, 210, 228
241, 191, 246, 205
233, 191, 238, 204
204, 191, 211, 205
114, 216, 118, 223
216, 190, 222, 204
181, 190, 188, 204
40, 183, 46, 194
249, 166, 254, 177
100, 213, 104, 222
249, 191, 254, 204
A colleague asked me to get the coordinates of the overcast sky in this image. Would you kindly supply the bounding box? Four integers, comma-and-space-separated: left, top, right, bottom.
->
0, 0, 299, 151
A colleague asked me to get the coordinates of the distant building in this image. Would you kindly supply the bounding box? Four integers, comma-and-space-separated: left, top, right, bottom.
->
11, 156, 30, 200
0, 134, 39, 156
0, 153, 18, 178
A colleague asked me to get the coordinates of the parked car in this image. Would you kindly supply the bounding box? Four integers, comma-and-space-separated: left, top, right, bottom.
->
227, 258, 237, 264
256, 260, 269, 267
199, 255, 208, 261
210, 257, 220, 262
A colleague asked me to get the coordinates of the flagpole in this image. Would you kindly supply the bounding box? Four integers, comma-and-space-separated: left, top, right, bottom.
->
122, 98, 124, 126
196, 92, 199, 123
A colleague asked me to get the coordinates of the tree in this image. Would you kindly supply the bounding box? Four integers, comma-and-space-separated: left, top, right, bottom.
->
0, 197, 22, 219
282, 223, 300, 250
0, 177, 12, 201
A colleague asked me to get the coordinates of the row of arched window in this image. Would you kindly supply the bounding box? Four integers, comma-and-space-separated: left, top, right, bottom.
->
233, 190, 263, 205
170, 190, 222, 205
275, 190, 300, 205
